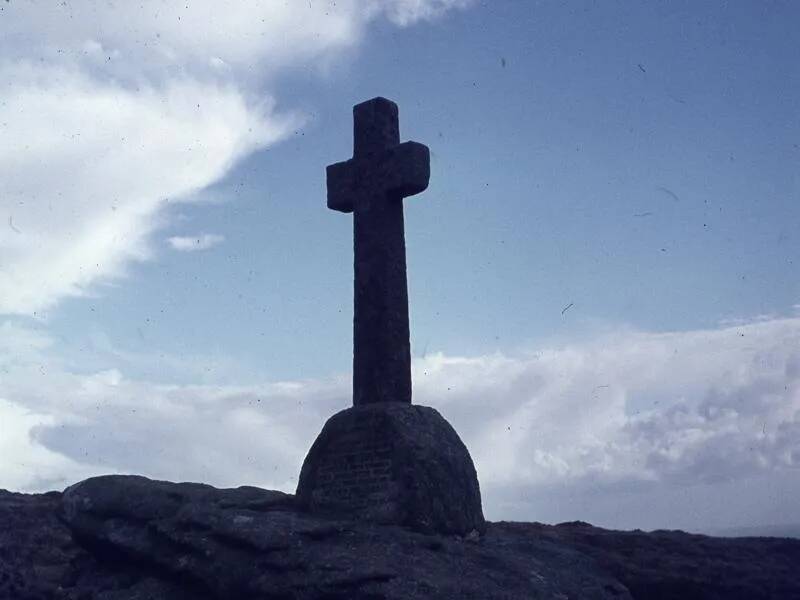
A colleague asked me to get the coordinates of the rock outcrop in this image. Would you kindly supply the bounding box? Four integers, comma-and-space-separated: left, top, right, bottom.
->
2, 476, 799, 600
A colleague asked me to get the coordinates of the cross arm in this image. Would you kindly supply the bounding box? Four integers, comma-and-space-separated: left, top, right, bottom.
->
327, 160, 356, 213
326, 140, 430, 213
381, 141, 430, 198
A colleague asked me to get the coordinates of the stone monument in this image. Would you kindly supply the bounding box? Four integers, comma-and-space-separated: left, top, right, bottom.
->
296, 97, 485, 535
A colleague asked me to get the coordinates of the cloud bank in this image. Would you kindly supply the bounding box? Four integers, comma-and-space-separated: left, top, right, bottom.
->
0, 0, 470, 316
1, 314, 797, 531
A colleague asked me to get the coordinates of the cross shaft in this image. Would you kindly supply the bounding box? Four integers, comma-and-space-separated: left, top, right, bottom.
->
326, 97, 430, 406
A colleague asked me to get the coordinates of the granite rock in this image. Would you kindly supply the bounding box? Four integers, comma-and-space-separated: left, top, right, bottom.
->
52, 474, 627, 599
296, 402, 485, 535
4, 478, 800, 599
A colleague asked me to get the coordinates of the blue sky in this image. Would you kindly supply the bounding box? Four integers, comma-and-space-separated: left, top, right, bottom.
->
1, 1, 799, 532
45, 0, 800, 380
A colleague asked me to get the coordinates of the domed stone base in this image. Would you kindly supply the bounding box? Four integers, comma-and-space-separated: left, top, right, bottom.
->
296, 403, 485, 535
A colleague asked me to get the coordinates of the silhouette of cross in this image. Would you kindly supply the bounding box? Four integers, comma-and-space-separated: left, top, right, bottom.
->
327, 97, 430, 406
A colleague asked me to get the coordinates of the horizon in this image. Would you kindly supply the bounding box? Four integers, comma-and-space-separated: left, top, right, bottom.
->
1, 1, 799, 535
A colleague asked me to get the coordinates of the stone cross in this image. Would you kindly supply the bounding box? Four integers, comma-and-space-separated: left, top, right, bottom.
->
327, 97, 430, 406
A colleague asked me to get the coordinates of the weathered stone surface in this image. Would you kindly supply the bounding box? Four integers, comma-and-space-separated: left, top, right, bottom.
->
0, 487, 198, 600
4, 480, 800, 599
54, 475, 628, 599
496, 521, 800, 600
296, 402, 485, 535
327, 97, 430, 407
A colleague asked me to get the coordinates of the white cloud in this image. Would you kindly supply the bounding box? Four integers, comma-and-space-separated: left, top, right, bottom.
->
1, 314, 798, 531
378, 0, 473, 26
409, 317, 800, 529
0, 398, 101, 493
0, 321, 54, 361
0, 322, 346, 492
0, 1, 471, 77
1, 2, 363, 81
0, 0, 470, 317
167, 233, 225, 252
0, 65, 294, 315
412, 317, 800, 491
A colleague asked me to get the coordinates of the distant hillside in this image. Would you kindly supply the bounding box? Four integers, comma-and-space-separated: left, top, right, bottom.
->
705, 523, 800, 539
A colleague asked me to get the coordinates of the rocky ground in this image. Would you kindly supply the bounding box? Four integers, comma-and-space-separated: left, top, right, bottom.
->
1, 475, 798, 599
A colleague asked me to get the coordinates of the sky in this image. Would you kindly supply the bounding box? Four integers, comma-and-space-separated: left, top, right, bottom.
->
1, 0, 799, 534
